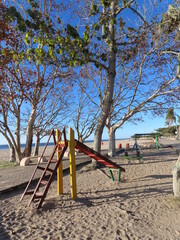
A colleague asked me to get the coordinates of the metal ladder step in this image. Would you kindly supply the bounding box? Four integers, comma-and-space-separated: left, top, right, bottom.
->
25, 190, 34, 195
40, 180, 48, 186
20, 127, 68, 208
50, 159, 58, 163
34, 192, 43, 199
37, 166, 54, 173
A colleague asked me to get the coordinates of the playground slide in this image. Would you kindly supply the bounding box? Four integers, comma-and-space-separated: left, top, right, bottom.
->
75, 140, 125, 172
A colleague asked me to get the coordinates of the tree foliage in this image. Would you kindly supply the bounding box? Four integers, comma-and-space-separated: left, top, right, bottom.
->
0, 1, 74, 161
1, 0, 180, 163
156, 126, 177, 137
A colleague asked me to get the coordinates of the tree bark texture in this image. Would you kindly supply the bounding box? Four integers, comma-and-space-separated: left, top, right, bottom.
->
23, 108, 36, 157
15, 109, 21, 158
173, 156, 180, 198
176, 125, 180, 140
33, 132, 40, 156
94, 1, 116, 155
0, 130, 17, 162
108, 127, 116, 157
7, 141, 16, 162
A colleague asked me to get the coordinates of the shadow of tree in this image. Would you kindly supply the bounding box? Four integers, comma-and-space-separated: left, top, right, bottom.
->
0, 210, 11, 239
40, 178, 173, 212
143, 174, 172, 179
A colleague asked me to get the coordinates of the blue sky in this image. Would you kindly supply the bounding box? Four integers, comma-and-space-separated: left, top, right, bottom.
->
0, 113, 169, 145
114, 114, 167, 140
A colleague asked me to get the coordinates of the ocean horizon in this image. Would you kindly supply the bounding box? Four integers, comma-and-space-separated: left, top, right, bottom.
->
0, 138, 129, 150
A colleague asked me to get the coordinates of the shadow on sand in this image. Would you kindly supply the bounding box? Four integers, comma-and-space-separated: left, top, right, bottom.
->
0, 210, 11, 239
41, 177, 173, 212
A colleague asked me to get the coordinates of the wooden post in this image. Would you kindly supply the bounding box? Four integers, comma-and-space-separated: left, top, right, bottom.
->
56, 129, 63, 195
68, 127, 77, 200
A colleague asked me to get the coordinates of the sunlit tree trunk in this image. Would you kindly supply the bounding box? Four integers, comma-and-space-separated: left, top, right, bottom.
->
108, 127, 116, 157
15, 108, 21, 160
94, 1, 116, 159
173, 156, 180, 198
5, 135, 16, 162
23, 108, 36, 157
33, 131, 40, 156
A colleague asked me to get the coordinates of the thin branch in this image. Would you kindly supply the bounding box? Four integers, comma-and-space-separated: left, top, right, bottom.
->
115, 0, 134, 16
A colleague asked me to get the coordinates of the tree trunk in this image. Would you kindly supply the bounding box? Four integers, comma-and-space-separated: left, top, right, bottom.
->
175, 123, 179, 140
23, 108, 36, 157
94, 1, 116, 156
6, 140, 16, 162
33, 132, 40, 156
0, 131, 17, 162
173, 156, 180, 197
15, 108, 21, 157
108, 127, 116, 157
93, 72, 115, 164
94, 124, 104, 153
16, 151, 23, 163
176, 125, 180, 140
9, 145, 16, 162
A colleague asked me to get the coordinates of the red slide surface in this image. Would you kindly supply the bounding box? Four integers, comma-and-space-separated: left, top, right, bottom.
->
75, 140, 125, 172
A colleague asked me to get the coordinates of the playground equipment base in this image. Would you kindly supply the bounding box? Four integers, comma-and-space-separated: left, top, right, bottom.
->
20, 128, 125, 209
108, 168, 121, 182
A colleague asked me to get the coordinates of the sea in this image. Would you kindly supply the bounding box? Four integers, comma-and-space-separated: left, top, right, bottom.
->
0, 140, 95, 150
0, 138, 129, 150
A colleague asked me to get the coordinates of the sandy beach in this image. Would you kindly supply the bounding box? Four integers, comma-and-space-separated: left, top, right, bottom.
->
0, 138, 142, 163
0, 139, 180, 239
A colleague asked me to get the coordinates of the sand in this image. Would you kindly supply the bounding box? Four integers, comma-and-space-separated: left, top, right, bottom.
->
1, 143, 180, 239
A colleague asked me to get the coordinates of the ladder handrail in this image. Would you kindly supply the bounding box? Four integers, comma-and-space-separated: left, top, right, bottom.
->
20, 129, 56, 201
29, 127, 68, 208
20, 128, 67, 203
36, 141, 68, 208
38, 129, 56, 164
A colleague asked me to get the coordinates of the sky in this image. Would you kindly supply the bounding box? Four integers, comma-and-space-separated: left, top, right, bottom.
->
0, 113, 170, 145
0, 0, 178, 146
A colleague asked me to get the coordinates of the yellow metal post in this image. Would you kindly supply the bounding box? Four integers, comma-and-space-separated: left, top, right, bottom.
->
68, 127, 77, 200
56, 129, 63, 195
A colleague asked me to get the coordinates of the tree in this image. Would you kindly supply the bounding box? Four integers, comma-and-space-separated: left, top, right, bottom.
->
62, 1, 180, 157
0, 1, 73, 162
156, 126, 177, 137
4, 0, 179, 162
160, 3, 180, 142
72, 84, 99, 142
166, 108, 180, 140
1, 3, 28, 161
0, 104, 16, 162
0, 2, 14, 86
106, 46, 179, 156
53, 0, 180, 157
52, 0, 155, 155
0, 2, 20, 105
0, 58, 74, 162
32, 71, 73, 156
3, 1, 159, 153
160, 3, 180, 77
103, 1, 180, 156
